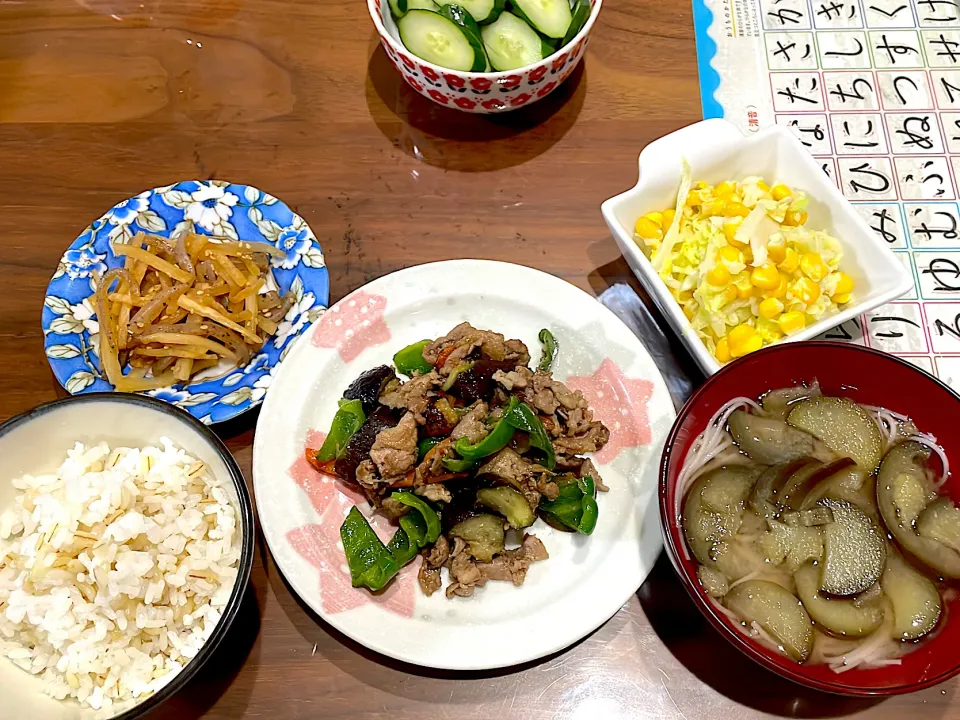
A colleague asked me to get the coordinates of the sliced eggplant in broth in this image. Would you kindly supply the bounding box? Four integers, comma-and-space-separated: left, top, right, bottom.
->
818, 498, 886, 596
682, 466, 759, 566
728, 411, 824, 465
794, 563, 884, 638
917, 498, 960, 552
724, 580, 814, 662
881, 552, 942, 641
877, 442, 960, 579
787, 396, 883, 472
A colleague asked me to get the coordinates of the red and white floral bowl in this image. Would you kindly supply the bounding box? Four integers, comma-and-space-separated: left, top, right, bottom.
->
367, 0, 602, 113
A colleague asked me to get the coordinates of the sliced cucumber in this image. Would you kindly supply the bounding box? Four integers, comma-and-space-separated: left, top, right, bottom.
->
399, 8, 486, 72
482, 11, 545, 70
458, 0, 505, 23
441, 4, 485, 48
390, 0, 439, 17
560, 0, 590, 47
510, 0, 573, 39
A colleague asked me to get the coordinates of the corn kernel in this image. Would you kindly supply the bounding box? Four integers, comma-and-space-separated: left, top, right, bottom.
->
766, 273, 789, 300
729, 324, 762, 358
737, 283, 755, 300
759, 297, 784, 319
751, 263, 781, 290
779, 247, 800, 274
736, 334, 763, 357
662, 208, 676, 228
719, 245, 743, 264
833, 292, 851, 304
635, 216, 663, 241
646, 211, 663, 227
782, 210, 808, 227
793, 277, 821, 304
715, 338, 731, 364
725, 202, 751, 218
715, 181, 736, 198
779, 311, 806, 335
741, 246, 754, 264
686, 190, 702, 207
724, 286, 738, 305
800, 252, 827, 281
703, 199, 726, 217
833, 272, 854, 296
771, 184, 792, 201
757, 180, 771, 193
767, 243, 787, 263
694, 181, 708, 190
707, 263, 731, 286
728, 323, 756, 347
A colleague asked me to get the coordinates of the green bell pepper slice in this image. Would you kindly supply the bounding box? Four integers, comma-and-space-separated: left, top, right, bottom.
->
394, 339, 434, 377
453, 396, 518, 461
340, 491, 442, 591
537, 329, 558, 372
504, 401, 556, 470
315, 399, 366, 463
538, 475, 598, 535
441, 456, 477, 473
417, 437, 442, 462
340, 506, 399, 591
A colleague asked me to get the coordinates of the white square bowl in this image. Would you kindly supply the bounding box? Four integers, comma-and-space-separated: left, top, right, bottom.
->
600, 119, 914, 376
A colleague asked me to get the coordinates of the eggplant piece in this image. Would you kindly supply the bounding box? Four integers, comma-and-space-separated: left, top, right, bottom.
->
682, 466, 758, 565
818, 498, 886, 596
800, 464, 868, 511
724, 580, 814, 662
762, 385, 821, 421
334, 406, 401, 482
449, 514, 505, 562
881, 552, 941, 640
794, 563, 884, 638
759, 521, 823, 573
701, 465, 760, 515
917, 498, 960, 551
450, 359, 516, 403
342, 365, 399, 415
728, 411, 822, 465
422, 398, 461, 437
698, 564, 729, 598
780, 458, 857, 512
711, 539, 768, 581
781, 507, 834, 527
477, 486, 535, 528
877, 442, 960, 578
750, 460, 810, 519
787, 396, 883, 472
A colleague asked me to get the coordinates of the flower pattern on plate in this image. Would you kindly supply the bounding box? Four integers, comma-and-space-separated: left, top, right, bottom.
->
41, 180, 330, 424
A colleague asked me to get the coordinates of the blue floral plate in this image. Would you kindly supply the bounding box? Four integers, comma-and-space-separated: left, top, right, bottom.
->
42, 180, 329, 424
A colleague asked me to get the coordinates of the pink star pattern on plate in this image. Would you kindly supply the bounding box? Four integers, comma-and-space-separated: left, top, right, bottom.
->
566, 357, 654, 464
286, 519, 416, 618
288, 430, 365, 516
287, 431, 416, 617
311, 291, 390, 362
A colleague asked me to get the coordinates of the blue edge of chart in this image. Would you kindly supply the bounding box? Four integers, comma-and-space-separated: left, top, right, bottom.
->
691, 0, 724, 120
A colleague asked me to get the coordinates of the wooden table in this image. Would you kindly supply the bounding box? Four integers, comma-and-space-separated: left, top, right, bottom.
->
1, 0, 955, 718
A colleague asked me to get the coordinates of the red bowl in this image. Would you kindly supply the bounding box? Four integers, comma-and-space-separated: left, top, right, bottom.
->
659, 341, 960, 696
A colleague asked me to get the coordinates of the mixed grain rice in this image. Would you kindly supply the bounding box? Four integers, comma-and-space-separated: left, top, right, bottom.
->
0, 439, 241, 712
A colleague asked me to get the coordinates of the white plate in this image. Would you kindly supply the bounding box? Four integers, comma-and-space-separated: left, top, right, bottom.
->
252, 260, 676, 670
